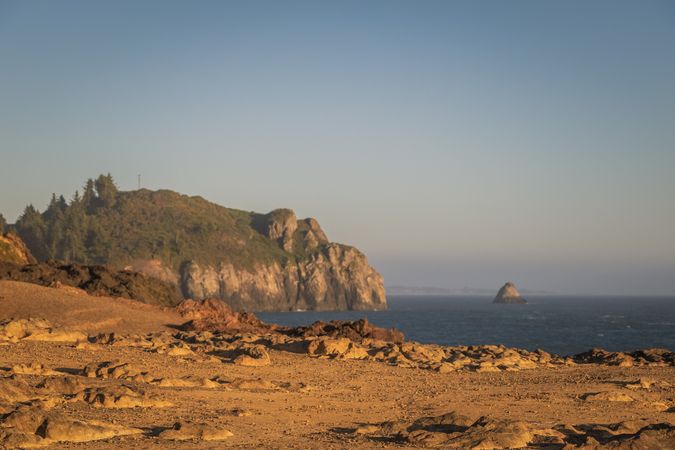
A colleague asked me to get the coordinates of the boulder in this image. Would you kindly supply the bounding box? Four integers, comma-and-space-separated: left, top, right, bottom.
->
177, 298, 274, 334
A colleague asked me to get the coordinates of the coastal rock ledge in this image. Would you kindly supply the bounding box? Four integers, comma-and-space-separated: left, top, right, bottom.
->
493, 282, 527, 304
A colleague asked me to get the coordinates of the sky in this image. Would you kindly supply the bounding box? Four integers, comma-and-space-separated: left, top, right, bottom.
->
1, 0, 674, 295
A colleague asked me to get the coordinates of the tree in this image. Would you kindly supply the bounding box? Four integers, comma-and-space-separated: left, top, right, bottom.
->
94, 173, 118, 209
59, 192, 88, 262
15, 205, 48, 260
85, 221, 111, 264
0, 213, 6, 233
82, 178, 96, 211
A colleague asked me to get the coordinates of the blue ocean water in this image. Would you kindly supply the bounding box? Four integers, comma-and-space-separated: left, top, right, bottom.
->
258, 296, 675, 356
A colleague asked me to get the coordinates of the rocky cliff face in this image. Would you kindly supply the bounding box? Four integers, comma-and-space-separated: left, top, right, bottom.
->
0, 233, 36, 265
176, 208, 386, 311
180, 242, 386, 311
493, 282, 527, 304
9, 182, 387, 312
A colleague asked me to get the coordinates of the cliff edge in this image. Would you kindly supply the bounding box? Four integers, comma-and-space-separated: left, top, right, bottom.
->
8, 176, 387, 312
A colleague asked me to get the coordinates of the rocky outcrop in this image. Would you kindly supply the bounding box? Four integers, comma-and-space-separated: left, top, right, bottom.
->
285, 318, 404, 343
11, 181, 387, 312
493, 282, 526, 304
258, 209, 299, 252
0, 233, 35, 265
573, 347, 675, 367
176, 298, 275, 334
180, 242, 386, 312
354, 411, 675, 449
0, 260, 183, 306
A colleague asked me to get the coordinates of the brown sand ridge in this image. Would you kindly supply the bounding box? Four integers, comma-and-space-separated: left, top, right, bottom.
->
0, 281, 674, 448
0, 280, 182, 335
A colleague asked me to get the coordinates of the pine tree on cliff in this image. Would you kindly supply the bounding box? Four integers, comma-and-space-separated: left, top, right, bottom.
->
94, 174, 118, 209
82, 178, 96, 212
59, 191, 88, 262
85, 221, 112, 264
15, 205, 48, 260
0, 213, 5, 233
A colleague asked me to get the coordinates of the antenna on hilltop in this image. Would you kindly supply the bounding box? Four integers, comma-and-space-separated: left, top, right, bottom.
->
138, 174, 141, 190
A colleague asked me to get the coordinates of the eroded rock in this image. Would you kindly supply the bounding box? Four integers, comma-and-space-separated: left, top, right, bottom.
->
0, 318, 86, 343
158, 421, 233, 441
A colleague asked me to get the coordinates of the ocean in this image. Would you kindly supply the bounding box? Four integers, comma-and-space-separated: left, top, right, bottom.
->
257, 296, 675, 356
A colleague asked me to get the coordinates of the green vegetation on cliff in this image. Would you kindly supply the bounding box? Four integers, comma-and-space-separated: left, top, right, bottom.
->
10, 175, 326, 271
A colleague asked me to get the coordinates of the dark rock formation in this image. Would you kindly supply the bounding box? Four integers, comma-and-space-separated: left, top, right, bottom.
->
493, 282, 526, 304
176, 298, 276, 334
176, 298, 403, 343
284, 318, 404, 343
0, 260, 183, 307
573, 348, 675, 367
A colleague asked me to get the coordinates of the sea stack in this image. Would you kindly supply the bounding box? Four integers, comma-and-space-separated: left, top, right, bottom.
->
493, 282, 527, 304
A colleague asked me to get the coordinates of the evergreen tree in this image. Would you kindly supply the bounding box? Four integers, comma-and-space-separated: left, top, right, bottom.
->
94, 173, 118, 209
57, 195, 68, 211
45, 207, 65, 260
59, 191, 88, 262
0, 213, 5, 233
15, 205, 48, 260
82, 178, 96, 211
85, 221, 111, 264
43, 193, 59, 222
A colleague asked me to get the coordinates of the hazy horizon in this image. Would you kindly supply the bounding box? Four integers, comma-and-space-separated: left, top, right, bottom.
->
1, 1, 674, 295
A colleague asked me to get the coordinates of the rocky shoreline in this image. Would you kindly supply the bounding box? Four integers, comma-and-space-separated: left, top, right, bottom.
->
0, 293, 673, 448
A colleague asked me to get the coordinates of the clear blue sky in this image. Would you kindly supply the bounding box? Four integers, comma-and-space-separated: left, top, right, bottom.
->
1, 0, 674, 295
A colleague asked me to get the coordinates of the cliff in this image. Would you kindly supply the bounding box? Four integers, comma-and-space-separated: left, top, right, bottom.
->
0, 233, 36, 265
9, 176, 387, 311
493, 282, 527, 304
181, 242, 386, 311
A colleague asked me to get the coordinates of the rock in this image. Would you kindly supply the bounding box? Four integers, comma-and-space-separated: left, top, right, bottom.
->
355, 424, 381, 435
233, 345, 271, 366
177, 298, 274, 334
0, 260, 183, 307
307, 338, 369, 360
11, 362, 59, 376
582, 391, 635, 402
82, 361, 155, 383
400, 343, 446, 364
0, 233, 35, 265
493, 282, 526, 304
573, 348, 634, 366
180, 242, 387, 312
158, 421, 233, 441
260, 208, 298, 252
36, 377, 86, 396
76, 385, 172, 409
623, 378, 656, 390
396, 413, 535, 448
0, 376, 35, 405
408, 411, 475, 433
42, 416, 142, 443
154, 377, 221, 389
0, 318, 86, 343
0, 405, 142, 447
286, 318, 404, 343
227, 408, 252, 417
376, 412, 675, 449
